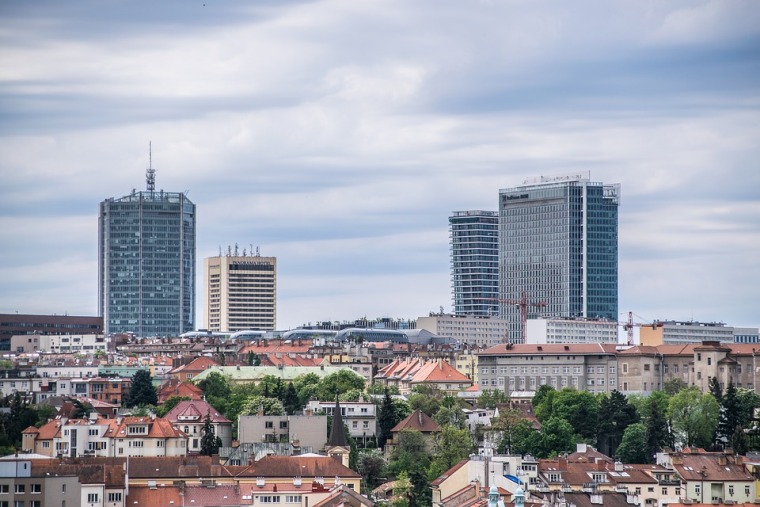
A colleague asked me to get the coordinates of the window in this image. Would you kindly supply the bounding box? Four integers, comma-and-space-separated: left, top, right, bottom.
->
258, 496, 281, 503
728, 485, 734, 495
746, 485, 750, 496
644, 364, 650, 372
87, 493, 99, 503
0, 484, 8, 493
108, 493, 122, 502
265, 421, 273, 429
30, 502, 40, 507
15, 485, 24, 494
279, 421, 288, 429
708, 357, 712, 366
622, 363, 628, 374
285, 496, 302, 503
30, 484, 41, 493
662, 488, 667, 495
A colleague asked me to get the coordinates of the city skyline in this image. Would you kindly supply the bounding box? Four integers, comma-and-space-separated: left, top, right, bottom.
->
1, 1, 758, 330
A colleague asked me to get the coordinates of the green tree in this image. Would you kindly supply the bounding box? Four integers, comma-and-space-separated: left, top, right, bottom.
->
408, 393, 441, 417
735, 388, 760, 428
357, 449, 386, 494
282, 383, 301, 415
532, 384, 557, 422
708, 377, 723, 404
668, 387, 719, 449
200, 411, 219, 456
387, 429, 430, 479
432, 397, 466, 430
241, 396, 285, 416
645, 394, 671, 461
477, 390, 509, 409
377, 389, 400, 448
125, 370, 157, 407
316, 370, 365, 401
156, 396, 192, 417
552, 388, 599, 441
70, 399, 94, 419
429, 426, 473, 478
716, 380, 739, 449
197, 371, 232, 399
247, 351, 261, 366
663, 378, 688, 395
616, 423, 649, 464
533, 417, 575, 458
493, 408, 536, 455
367, 384, 400, 395
596, 390, 639, 457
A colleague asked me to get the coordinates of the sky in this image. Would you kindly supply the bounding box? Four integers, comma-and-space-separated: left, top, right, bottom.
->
1, 0, 759, 332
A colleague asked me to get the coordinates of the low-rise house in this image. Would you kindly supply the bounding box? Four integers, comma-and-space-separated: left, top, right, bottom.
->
384, 409, 440, 456
306, 400, 376, 442
375, 358, 473, 395
659, 449, 755, 504
163, 399, 233, 452
238, 413, 328, 451
156, 378, 204, 403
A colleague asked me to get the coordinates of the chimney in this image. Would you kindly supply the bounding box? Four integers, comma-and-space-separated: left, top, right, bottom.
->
558, 457, 567, 470
418, 411, 423, 426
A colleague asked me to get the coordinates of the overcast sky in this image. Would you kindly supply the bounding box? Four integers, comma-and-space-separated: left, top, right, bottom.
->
1, 0, 758, 332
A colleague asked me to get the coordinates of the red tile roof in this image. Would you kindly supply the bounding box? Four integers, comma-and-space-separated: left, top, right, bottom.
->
240, 455, 361, 479
391, 410, 441, 433
164, 400, 231, 424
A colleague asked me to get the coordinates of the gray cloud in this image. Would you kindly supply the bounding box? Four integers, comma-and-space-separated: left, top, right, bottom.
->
1, 0, 758, 330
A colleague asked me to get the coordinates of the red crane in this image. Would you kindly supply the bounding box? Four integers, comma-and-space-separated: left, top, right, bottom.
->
479, 291, 547, 343
620, 311, 662, 345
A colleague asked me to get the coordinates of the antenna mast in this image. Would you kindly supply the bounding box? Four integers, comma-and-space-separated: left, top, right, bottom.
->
146, 141, 156, 192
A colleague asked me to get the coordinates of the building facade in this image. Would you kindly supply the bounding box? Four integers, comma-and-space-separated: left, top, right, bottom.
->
0, 313, 103, 352
416, 313, 510, 347
449, 210, 499, 317
525, 317, 619, 344
98, 165, 196, 337
205, 252, 277, 331
640, 320, 736, 345
498, 172, 620, 342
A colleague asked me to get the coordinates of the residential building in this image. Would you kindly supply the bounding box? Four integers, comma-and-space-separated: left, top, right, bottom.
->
237, 414, 328, 451
0, 313, 103, 352
384, 409, 440, 457
374, 358, 473, 395
657, 449, 755, 504
454, 347, 480, 383
10, 333, 108, 354
156, 379, 204, 403
205, 251, 277, 332
477, 343, 619, 394
417, 313, 510, 347
192, 365, 349, 386
163, 399, 233, 452
499, 172, 620, 342
449, 210, 499, 317
525, 317, 619, 344
306, 400, 376, 443
98, 161, 196, 336
168, 356, 218, 381
640, 320, 736, 346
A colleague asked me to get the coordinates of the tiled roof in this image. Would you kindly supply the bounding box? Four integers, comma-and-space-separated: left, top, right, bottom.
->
312, 485, 373, 507
241, 455, 361, 478
391, 409, 440, 433
411, 360, 471, 384
672, 451, 753, 482
164, 400, 231, 424
170, 356, 218, 374
479, 343, 618, 356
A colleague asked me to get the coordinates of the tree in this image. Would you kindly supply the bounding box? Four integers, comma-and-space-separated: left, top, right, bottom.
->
408, 394, 441, 417
156, 396, 192, 417
200, 411, 219, 456
532, 385, 557, 422
367, 384, 400, 395
551, 388, 599, 441
477, 390, 509, 409
358, 449, 386, 494
387, 429, 430, 479
433, 397, 466, 429
530, 417, 575, 458
282, 383, 301, 415
197, 371, 232, 399
596, 390, 639, 457
429, 426, 474, 478
645, 394, 671, 461
247, 351, 260, 366
668, 387, 719, 449
616, 423, 648, 464
377, 389, 400, 448
70, 399, 94, 419
708, 377, 723, 404
493, 408, 536, 455
241, 396, 285, 416
316, 370, 365, 401
735, 388, 760, 428
663, 378, 688, 395
125, 370, 157, 407
716, 380, 739, 449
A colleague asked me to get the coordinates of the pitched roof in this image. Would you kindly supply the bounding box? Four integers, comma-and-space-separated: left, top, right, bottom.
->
327, 397, 348, 448
312, 485, 373, 507
164, 400, 232, 424
672, 451, 753, 482
243, 455, 361, 478
411, 360, 471, 384
479, 343, 618, 356
391, 409, 440, 433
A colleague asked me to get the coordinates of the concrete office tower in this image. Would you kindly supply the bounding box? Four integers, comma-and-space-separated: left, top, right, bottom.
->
499, 172, 620, 343
449, 211, 499, 316
205, 250, 276, 332
98, 153, 195, 336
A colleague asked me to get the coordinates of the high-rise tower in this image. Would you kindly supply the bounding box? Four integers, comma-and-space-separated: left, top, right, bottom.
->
98, 149, 196, 336
498, 172, 619, 342
205, 249, 276, 332
449, 211, 499, 316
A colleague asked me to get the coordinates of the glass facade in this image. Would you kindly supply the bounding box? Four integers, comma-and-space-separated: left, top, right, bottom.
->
499, 175, 619, 342
99, 190, 195, 336
449, 210, 499, 316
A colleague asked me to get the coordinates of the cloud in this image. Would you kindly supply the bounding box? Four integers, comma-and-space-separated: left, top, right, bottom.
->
0, 0, 758, 331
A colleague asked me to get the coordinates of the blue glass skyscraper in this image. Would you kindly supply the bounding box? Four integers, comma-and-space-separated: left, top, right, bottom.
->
98, 162, 195, 337
449, 210, 499, 316
498, 173, 619, 342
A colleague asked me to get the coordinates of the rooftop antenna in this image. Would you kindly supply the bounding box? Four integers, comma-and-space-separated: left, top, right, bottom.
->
255, 246, 260, 257
146, 141, 156, 192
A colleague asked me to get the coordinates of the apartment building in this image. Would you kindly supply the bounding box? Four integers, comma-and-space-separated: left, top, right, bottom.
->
237, 414, 328, 451
416, 313, 510, 347
306, 400, 376, 441
477, 343, 619, 394
163, 400, 233, 452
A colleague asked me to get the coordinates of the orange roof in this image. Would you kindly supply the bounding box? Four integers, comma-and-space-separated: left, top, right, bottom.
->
411, 360, 471, 384
391, 409, 440, 433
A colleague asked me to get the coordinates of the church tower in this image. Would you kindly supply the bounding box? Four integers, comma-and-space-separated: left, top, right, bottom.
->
325, 396, 350, 467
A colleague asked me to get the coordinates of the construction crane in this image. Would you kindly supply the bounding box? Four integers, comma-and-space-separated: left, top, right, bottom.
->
620, 311, 662, 345
479, 291, 547, 343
